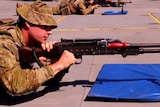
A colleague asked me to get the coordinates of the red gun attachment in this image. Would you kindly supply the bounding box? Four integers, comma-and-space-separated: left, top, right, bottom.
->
107, 42, 128, 48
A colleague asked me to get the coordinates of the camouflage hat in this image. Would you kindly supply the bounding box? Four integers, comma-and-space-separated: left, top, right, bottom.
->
16, 1, 57, 28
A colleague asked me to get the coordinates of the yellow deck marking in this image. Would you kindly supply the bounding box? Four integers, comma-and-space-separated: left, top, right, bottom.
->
53, 26, 160, 32
148, 13, 160, 24
56, 16, 67, 23
53, 14, 160, 32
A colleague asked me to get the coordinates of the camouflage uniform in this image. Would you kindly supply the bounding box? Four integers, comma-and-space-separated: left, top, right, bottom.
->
118, 0, 123, 6
0, 1, 57, 96
118, 0, 122, 2
52, 0, 94, 15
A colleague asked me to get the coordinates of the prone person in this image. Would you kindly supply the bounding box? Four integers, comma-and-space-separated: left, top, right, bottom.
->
17, 0, 99, 15
0, 1, 77, 96
51, 0, 99, 15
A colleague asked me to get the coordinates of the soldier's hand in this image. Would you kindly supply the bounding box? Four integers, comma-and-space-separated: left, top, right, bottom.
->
48, 50, 77, 75
92, 4, 99, 9
41, 41, 57, 52
57, 50, 77, 69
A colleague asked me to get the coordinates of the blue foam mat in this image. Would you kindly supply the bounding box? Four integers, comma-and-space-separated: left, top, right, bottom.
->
102, 10, 128, 15
87, 64, 160, 101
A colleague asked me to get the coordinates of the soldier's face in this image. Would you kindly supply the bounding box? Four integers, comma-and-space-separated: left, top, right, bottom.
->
27, 23, 53, 43
87, 0, 94, 4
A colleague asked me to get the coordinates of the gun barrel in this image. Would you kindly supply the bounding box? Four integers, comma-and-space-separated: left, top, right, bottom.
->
129, 43, 160, 47
108, 42, 160, 48
140, 48, 160, 53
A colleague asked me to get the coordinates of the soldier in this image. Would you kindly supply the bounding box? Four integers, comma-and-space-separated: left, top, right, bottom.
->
17, 0, 99, 15
0, 1, 77, 96
51, 0, 99, 15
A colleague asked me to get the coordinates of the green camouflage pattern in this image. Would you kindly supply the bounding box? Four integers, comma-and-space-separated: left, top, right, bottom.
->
0, 26, 55, 96
52, 0, 94, 15
0, 18, 15, 26
76, 0, 94, 15
16, 1, 57, 28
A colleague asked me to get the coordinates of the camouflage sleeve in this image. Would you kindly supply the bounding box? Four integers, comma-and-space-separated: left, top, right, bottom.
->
78, 2, 93, 15
52, 4, 61, 15
0, 37, 54, 96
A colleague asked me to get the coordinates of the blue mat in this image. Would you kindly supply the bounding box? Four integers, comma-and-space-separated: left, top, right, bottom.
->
86, 64, 160, 102
102, 10, 128, 15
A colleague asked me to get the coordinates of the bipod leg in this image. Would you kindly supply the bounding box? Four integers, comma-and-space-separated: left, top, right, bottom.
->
121, 4, 124, 13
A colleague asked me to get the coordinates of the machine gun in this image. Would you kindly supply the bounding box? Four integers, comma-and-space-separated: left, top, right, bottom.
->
93, 0, 132, 7
19, 38, 160, 67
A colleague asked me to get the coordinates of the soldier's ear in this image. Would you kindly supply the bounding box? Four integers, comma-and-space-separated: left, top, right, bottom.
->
25, 21, 31, 29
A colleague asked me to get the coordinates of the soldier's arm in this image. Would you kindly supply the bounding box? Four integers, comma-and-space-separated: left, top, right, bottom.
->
0, 39, 55, 96
78, 2, 94, 15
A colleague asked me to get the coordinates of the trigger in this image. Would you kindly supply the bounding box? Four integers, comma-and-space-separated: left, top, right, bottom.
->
75, 57, 82, 64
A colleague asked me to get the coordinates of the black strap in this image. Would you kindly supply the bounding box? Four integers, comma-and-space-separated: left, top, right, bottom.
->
32, 47, 43, 67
